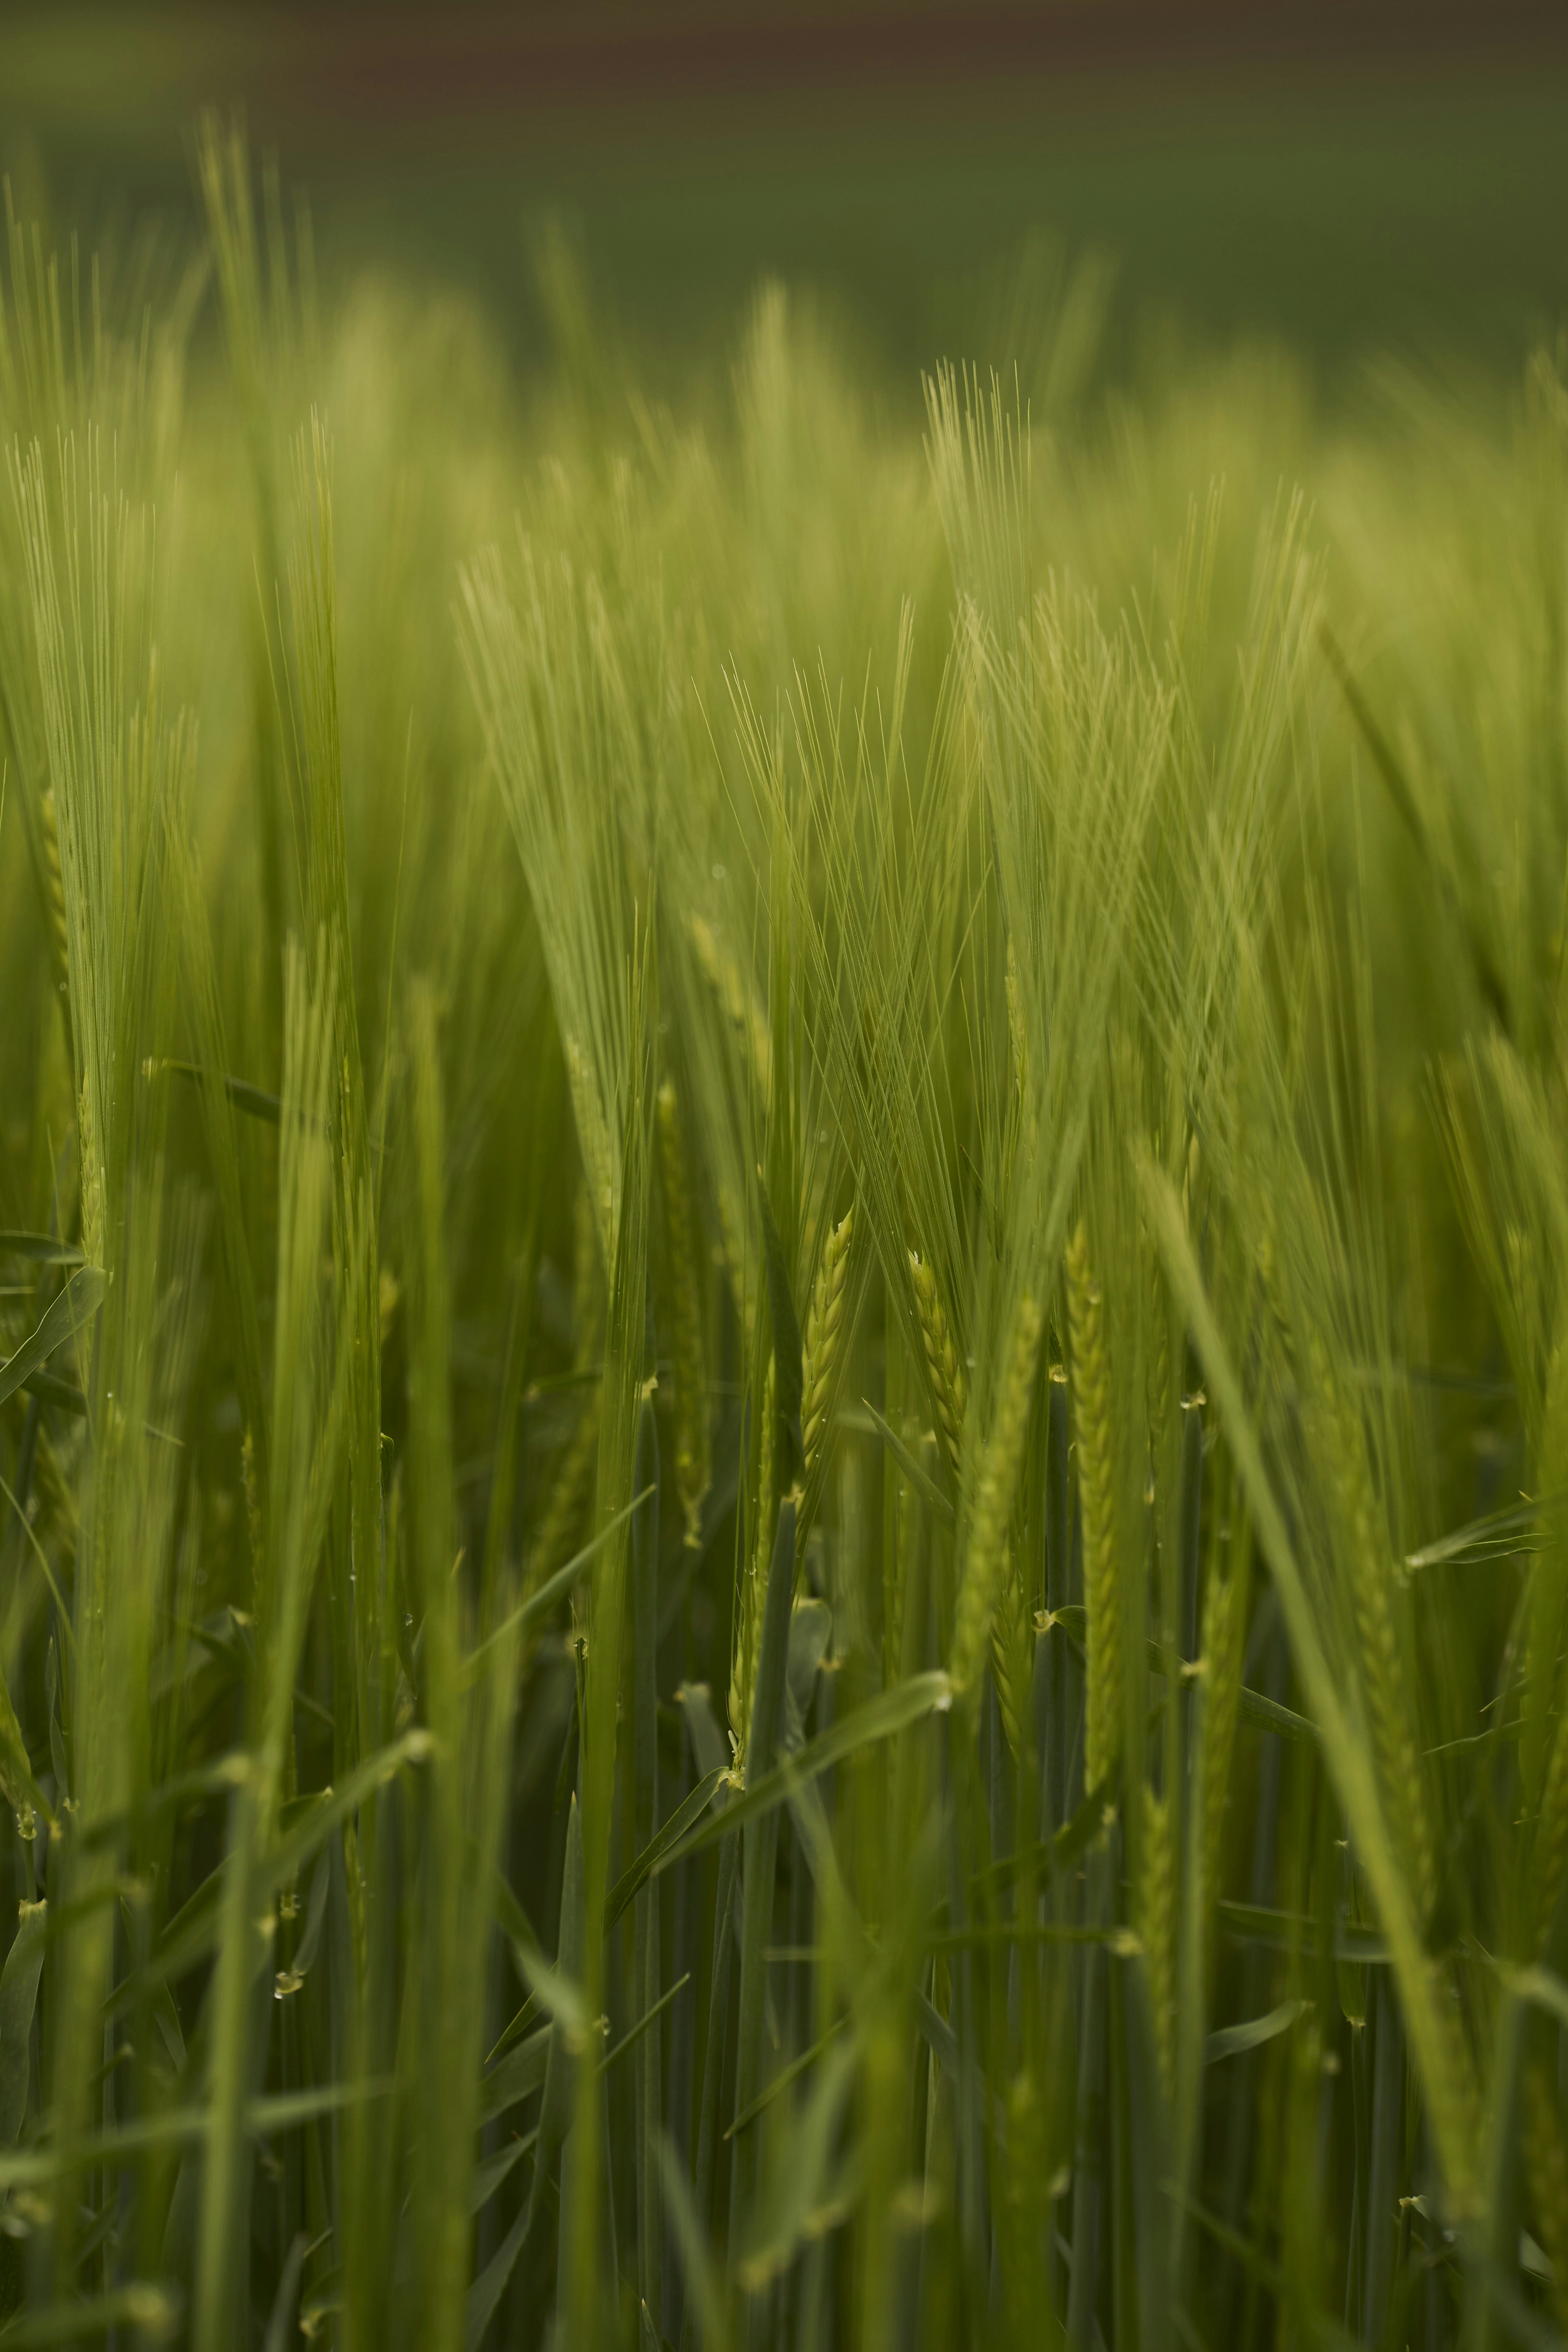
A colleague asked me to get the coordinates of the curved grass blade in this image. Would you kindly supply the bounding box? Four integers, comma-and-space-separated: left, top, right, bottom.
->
847, 1398, 956, 1528
0, 1233, 83, 1266
1404, 1492, 1557, 1574
0, 1263, 105, 1412
0, 1899, 48, 2142
1048, 1604, 1314, 1746
0, 1658, 54, 1830
0, 2284, 185, 2345
651, 1671, 952, 1879
462, 1485, 654, 1686
1205, 2000, 1311, 2066
604, 1768, 728, 1938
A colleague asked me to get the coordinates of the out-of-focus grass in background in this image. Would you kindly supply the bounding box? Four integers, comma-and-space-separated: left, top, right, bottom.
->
5, 4, 1568, 394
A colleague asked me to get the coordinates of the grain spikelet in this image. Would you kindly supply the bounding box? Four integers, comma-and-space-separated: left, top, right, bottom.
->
656, 1078, 711, 1548
1146, 1231, 1171, 1448
39, 786, 74, 1071
950, 1294, 1041, 1707
989, 1543, 1032, 1761
78, 1075, 102, 1268
1067, 1221, 1122, 1792
909, 1249, 967, 1476
802, 1205, 853, 1477
1198, 1514, 1249, 1910
1305, 1327, 1437, 1926
239, 1426, 263, 1592
729, 1352, 775, 1777
1004, 936, 1027, 1105
565, 1034, 615, 1256
689, 912, 772, 1106
1140, 1785, 1176, 2100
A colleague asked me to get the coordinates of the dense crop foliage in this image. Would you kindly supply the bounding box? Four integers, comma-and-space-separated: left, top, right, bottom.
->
2, 120, 1568, 2349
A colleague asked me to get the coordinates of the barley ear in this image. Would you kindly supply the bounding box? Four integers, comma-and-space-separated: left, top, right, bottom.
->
78, 1076, 102, 1269
802, 1205, 853, 1479
1198, 1498, 1249, 1915
728, 1352, 775, 1779
1145, 1225, 1171, 1448
1306, 1327, 1437, 1926
909, 1248, 967, 1476
688, 911, 772, 1107
1067, 1221, 1122, 1793
950, 1295, 1041, 1710
240, 1426, 264, 1594
989, 1541, 1032, 1762
39, 787, 74, 1073
1004, 936, 1027, 1105
1139, 1784, 1176, 2100
564, 1034, 615, 1259
1255, 1232, 1292, 1354
656, 1079, 711, 1548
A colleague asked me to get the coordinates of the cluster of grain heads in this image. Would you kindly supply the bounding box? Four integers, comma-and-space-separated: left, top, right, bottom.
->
4, 143, 1568, 2352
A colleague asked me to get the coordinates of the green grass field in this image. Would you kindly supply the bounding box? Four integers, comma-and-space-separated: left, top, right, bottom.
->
2, 101, 1568, 2350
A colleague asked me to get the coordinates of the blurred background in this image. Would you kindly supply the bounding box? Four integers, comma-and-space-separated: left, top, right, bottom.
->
4, 2, 1567, 407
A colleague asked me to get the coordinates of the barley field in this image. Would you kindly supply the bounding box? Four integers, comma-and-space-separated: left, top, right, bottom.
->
1, 113, 1567, 2350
